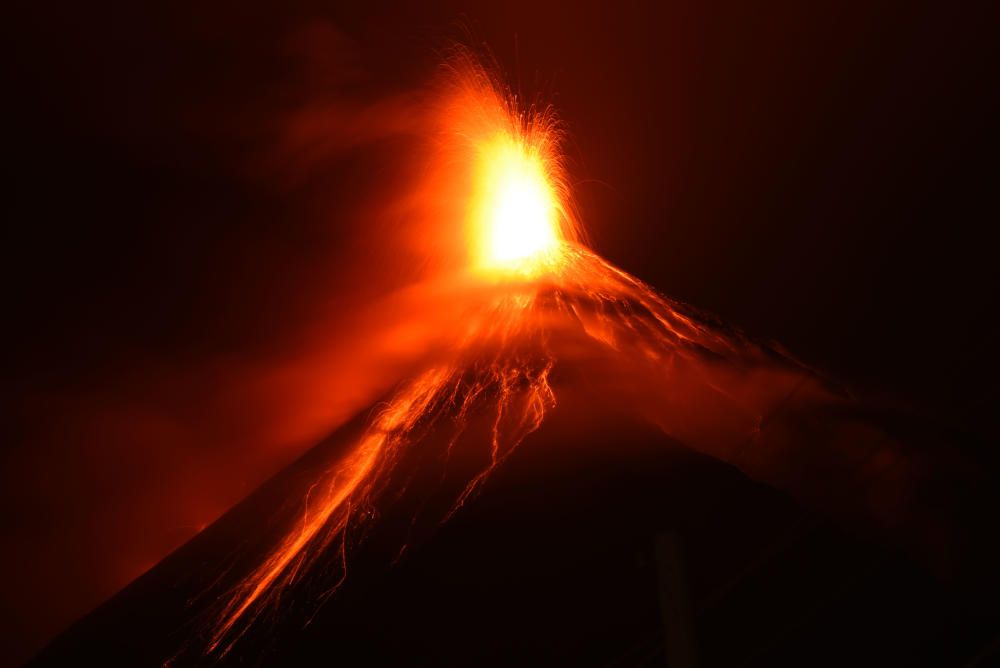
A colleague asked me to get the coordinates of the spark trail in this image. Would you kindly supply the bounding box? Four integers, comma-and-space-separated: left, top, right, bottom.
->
205, 54, 808, 656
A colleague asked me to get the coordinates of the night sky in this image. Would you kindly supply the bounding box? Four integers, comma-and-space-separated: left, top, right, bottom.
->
3, 1, 997, 664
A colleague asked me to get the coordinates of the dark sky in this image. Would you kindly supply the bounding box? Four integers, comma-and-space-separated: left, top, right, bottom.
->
2, 1, 997, 663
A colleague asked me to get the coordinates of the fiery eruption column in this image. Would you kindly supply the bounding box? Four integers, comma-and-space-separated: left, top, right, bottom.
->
206, 54, 818, 656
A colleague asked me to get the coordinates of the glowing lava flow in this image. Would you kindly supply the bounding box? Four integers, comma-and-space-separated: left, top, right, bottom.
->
206, 56, 767, 657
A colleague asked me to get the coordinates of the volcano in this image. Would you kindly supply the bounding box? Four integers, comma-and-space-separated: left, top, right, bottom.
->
29, 50, 1000, 667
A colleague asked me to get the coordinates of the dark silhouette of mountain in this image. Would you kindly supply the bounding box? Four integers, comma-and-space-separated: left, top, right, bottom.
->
34, 372, 1000, 667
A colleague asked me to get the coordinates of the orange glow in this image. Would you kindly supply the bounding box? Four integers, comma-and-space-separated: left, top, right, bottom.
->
469, 132, 561, 273
428, 50, 578, 279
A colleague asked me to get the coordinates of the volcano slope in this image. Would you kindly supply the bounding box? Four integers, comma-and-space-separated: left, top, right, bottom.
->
34, 256, 999, 667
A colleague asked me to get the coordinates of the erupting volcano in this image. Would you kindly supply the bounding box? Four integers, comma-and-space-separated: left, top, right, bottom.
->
202, 54, 820, 658
33, 49, 980, 668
